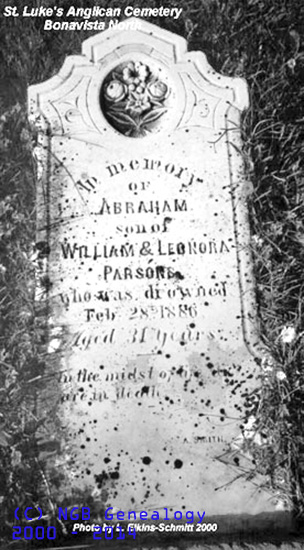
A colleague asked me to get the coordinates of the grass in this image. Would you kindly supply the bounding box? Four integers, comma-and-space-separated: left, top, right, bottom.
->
0, 0, 304, 544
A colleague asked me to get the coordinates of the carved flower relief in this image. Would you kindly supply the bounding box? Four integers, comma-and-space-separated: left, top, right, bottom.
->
122, 61, 149, 84
101, 61, 170, 137
104, 80, 127, 103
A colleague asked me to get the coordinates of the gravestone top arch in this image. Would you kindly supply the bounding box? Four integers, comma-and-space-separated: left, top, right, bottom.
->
29, 18, 290, 538
29, 18, 248, 140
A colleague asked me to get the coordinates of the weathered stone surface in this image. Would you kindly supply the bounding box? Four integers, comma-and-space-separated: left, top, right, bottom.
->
29, 19, 288, 531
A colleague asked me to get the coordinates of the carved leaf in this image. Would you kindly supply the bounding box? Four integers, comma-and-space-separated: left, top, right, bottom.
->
108, 101, 128, 112
141, 107, 167, 125
149, 99, 164, 108
107, 110, 137, 128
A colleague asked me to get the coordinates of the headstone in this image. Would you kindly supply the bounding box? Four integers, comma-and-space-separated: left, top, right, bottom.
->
29, 20, 288, 533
